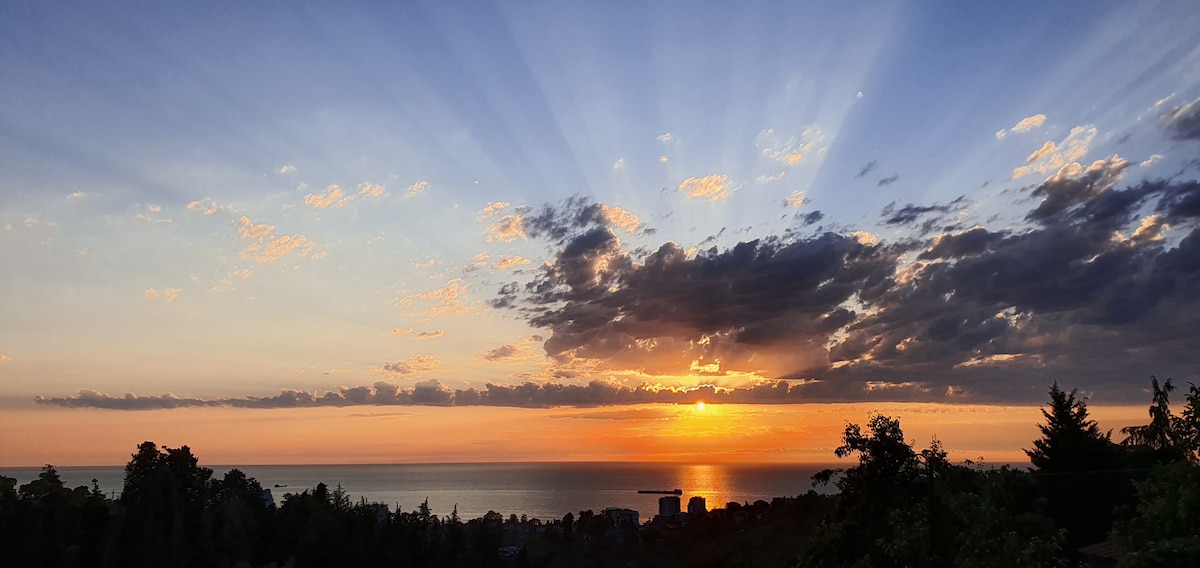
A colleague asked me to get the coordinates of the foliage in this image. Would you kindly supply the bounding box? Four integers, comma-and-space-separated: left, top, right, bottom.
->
1110, 460, 1200, 567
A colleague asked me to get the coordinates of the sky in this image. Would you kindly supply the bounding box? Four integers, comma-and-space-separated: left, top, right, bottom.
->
2, 0, 1199, 466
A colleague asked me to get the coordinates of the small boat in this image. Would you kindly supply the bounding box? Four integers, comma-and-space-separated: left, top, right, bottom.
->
274, 484, 288, 488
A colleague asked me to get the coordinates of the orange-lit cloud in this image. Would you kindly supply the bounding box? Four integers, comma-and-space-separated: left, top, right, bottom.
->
358, 182, 386, 197
304, 185, 352, 209
418, 329, 444, 340
144, 287, 182, 303
186, 198, 228, 215
678, 174, 731, 201
404, 180, 430, 199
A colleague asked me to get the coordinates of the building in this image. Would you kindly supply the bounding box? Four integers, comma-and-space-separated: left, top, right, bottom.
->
603, 507, 639, 528
658, 495, 681, 517
687, 496, 706, 515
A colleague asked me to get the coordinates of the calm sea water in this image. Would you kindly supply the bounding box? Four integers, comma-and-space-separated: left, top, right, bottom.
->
1, 462, 830, 520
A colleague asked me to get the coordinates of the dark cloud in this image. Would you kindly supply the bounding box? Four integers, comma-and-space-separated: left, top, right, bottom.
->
34, 378, 963, 410
797, 211, 824, 226
881, 196, 966, 226
856, 160, 877, 178
482, 344, 520, 361
877, 174, 900, 186
1161, 96, 1200, 141
492, 168, 1200, 403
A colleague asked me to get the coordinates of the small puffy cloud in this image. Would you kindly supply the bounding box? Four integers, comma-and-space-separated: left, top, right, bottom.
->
418, 329, 444, 340
494, 255, 531, 269
479, 201, 509, 218
878, 174, 900, 186
657, 133, 673, 142
486, 214, 527, 242
1130, 215, 1168, 244
856, 91, 864, 99
146, 204, 161, 213
67, 191, 87, 199
784, 191, 806, 207
404, 180, 430, 199
391, 327, 413, 336
598, 205, 640, 232
612, 158, 624, 170
1012, 125, 1098, 179
399, 279, 474, 317
678, 174, 732, 201
144, 287, 181, 303
755, 126, 825, 166
279, 164, 296, 174
0, 353, 11, 363
1161, 96, 1200, 141
1141, 154, 1163, 167
235, 216, 317, 263
358, 182, 386, 197
996, 114, 1047, 140
380, 353, 439, 375
304, 185, 352, 209
187, 198, 228, 216
229, 268, 252, 280
1012, 114, 1046, 133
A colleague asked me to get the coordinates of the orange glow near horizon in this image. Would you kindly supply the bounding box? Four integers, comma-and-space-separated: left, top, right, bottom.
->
0, 402, 1150, 468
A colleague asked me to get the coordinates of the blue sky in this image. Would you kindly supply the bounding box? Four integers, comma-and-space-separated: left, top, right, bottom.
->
2, 1, 1200, 464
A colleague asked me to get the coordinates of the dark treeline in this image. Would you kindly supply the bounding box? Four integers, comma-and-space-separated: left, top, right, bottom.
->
2, 377, 1199, 567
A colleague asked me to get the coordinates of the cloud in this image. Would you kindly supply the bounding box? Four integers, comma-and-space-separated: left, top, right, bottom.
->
144, 287, 181, 303
404, 180, 430, 199
378, 354, 439, 375
486, 215, 526, 243
755, 127, 825, 166
0, 354, 11, 363
234, 216, 317, 264
358, 182, 386, 197
480, 201, 509, 217
612, 158, 624, 170
659, 155, 669, 163
391, 327, 413, 336
996, 114, 1047, 140
186, 198, 229, 216
784, 191, 806, 207
479, 335, 544, 363
486, 171, 1200, 403
67, 191, 87, 199
1012, 125, 1098, 179
598, 205, 640, 232
279, 164, 296, 174
1161, 96, 1200, 141
1141, 154, 1163, 167
678, 174, 732, 201
1012, 114, 1046, 133
856, 161, 877, 179
34, 379, 870, 410
304, 185, 352, 209
493, 255, 531, 269
877, 174, 899, 186
657, 133, 673, 142
880, 196, 967, 227
417, 329, 444, 340
399, 279, 474, 317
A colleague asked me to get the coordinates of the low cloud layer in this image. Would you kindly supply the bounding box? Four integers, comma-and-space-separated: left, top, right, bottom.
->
35, 378, 940, 410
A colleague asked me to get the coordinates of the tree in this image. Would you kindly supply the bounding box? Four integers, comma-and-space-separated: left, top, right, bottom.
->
1121, 377, 1183, 456
1026, 384, 1128, 552
118, 442, 214, 567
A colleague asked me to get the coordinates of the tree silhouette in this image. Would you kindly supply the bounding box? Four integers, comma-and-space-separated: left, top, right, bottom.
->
1026, 384, 1128, 552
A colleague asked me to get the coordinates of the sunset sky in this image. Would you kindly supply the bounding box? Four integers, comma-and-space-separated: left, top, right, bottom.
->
2, 1, 1199, 467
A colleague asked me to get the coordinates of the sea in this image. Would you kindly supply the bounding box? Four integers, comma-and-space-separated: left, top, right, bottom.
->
1, 462, 833, 521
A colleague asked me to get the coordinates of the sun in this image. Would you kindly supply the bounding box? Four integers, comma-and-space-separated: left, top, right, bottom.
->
696, 401, 706, 411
